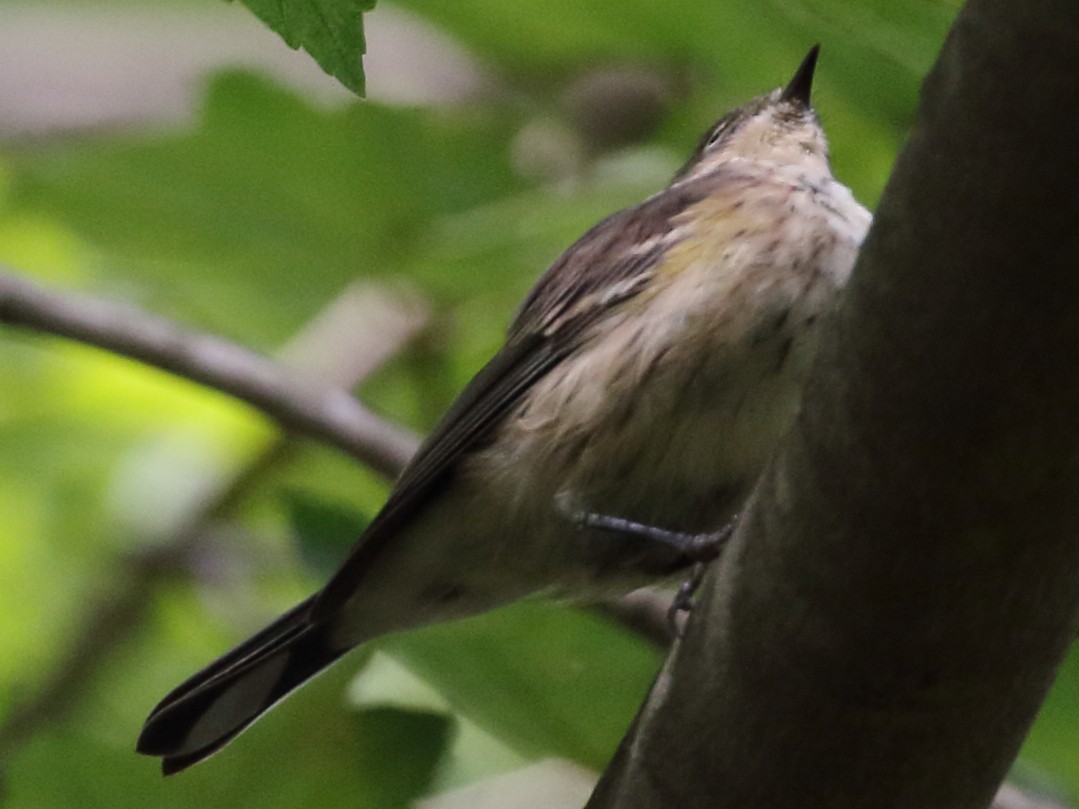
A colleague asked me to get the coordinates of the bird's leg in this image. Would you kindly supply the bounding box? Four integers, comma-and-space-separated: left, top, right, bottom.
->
556, 491, 736, 562
556, 492, 738, 635
573, 510, 735, 562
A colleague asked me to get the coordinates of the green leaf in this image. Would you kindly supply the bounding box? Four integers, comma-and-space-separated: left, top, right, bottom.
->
239, 0, 375, 95
281, 490, 370, 577
5, 658, 452, 809
378, 601, 663, 770
7, 71, 523, 346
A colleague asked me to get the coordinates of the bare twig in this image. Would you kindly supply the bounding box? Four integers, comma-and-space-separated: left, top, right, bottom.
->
0, 269, 422, 477
0, 280, 429, 764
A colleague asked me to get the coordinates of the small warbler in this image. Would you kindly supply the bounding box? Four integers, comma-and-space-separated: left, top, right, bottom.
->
138, 45, 871, 773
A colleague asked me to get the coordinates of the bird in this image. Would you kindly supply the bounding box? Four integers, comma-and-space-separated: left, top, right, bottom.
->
137, 45, 871, 774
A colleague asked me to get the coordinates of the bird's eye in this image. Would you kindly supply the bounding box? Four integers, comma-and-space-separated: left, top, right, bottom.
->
706, 127, 725, 147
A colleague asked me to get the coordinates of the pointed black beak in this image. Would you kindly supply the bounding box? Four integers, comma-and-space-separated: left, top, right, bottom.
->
780, 44, 820, 106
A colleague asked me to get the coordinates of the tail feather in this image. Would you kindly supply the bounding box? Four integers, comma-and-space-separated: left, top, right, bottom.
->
137, 596, 350, 774
145, 595, 317, 723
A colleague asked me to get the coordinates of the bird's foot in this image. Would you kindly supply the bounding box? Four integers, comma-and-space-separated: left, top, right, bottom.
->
556, 492, 739, 636
666, 562, 710, 637
556, 491, 735, 562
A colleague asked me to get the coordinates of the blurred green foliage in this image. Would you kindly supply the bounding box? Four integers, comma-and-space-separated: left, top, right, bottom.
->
0, 0, 1074, 807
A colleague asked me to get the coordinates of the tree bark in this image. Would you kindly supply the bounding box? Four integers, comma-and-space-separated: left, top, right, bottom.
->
588, 1, 1079, 806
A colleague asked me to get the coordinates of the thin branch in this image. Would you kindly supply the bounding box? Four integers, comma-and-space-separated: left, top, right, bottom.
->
0, 281, 429, 764
0, 266, 670, 630
0, 269, 422, 478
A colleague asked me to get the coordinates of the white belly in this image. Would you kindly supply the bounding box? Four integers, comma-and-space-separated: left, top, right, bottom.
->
487, 168, 870, 537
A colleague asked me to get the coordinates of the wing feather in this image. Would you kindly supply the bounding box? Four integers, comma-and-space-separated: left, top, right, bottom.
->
312, 173, 722, 618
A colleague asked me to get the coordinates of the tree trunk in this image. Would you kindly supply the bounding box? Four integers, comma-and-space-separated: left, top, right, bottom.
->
588, 1, 1079, 806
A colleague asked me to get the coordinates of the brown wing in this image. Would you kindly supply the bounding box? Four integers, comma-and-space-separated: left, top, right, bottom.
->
311, 175, 719, 618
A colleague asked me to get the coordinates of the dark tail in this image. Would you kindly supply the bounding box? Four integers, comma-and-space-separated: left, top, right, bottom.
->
136, 595, 350, 775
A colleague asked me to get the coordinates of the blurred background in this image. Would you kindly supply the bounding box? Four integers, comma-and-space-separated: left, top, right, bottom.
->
0, 0, 1075, 806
